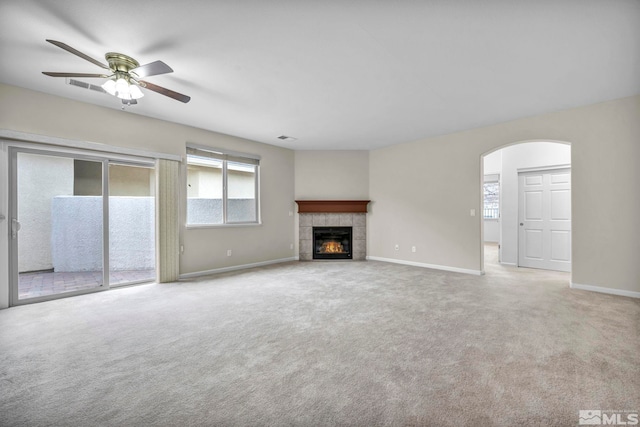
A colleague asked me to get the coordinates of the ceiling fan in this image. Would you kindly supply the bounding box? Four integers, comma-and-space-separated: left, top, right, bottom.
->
42, 39, 191, 104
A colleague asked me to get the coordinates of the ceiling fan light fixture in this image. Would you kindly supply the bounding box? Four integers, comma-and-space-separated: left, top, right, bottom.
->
102, 77, 144, 100
114, 78, 129, 95
102, 76, 144, 100
128, 84, 144, 100
102, 79, 117, 96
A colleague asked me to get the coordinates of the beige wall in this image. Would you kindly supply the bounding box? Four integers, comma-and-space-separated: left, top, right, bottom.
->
295, 150, 369, 199
0, 84, 295, 290
109, 164, 155, 197
294, 150, 369, 255
370, 95, 640, 293
1, 83, 638, 303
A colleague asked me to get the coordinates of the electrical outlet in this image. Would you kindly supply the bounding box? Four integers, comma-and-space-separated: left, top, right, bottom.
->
290, 243, 294, 250
227, 249, 232, 257
412, 246, 416, 253
470, 209, 476, 217
394, 244, 399, 251
289, 210, 293, 217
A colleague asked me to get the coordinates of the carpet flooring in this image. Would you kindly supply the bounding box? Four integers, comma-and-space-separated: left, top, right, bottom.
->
1, 245, 638, 426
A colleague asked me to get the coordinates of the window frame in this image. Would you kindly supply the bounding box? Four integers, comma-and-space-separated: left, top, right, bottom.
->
185, 145, 261, 228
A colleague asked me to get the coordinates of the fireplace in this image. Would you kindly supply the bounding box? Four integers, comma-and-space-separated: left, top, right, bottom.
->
296, 200, 370, 261
313, 227, 352, 259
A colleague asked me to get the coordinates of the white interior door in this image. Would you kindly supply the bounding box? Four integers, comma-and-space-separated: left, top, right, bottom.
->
518, 168, 571, 272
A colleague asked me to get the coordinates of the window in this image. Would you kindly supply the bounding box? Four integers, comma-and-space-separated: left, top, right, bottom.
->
186, 146, 260, 225
483, 175, 499, 219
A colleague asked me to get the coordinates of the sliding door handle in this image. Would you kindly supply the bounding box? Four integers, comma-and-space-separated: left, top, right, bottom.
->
11, 218, 21, 239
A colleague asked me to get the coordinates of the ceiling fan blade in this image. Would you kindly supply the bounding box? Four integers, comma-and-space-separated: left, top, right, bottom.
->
140, 80, 191, 103
132, 60, 173, 78
122, 99, 138, 105
46, 39, 109, 70
42, 72, 109, 78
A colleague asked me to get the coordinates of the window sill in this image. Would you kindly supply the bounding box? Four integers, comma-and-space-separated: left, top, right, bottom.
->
186, 222, 262, 230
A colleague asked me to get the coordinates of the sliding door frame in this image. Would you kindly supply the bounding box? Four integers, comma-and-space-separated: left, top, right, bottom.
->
8, 143, 155, 306
107, 160, 157, 288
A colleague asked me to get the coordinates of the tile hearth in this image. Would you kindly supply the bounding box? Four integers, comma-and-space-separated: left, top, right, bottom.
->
299, 213, 366, 261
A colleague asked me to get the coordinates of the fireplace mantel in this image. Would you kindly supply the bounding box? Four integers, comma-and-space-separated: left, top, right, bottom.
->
295, 200, 370, 214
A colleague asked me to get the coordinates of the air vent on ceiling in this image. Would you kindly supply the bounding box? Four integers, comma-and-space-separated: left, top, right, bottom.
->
66, 78, 107, 93
277, 135, 297, 142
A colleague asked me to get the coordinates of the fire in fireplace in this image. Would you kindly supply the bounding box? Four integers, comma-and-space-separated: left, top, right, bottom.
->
313, 227, 352, 259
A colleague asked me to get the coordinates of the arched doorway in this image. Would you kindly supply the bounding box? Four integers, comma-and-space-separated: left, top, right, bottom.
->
481, 140, 572, 273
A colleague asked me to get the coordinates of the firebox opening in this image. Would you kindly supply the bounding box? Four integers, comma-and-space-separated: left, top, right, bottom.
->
313, 227, 352, 260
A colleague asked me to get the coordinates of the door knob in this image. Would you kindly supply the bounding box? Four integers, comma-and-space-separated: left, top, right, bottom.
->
520, 223, 524, 226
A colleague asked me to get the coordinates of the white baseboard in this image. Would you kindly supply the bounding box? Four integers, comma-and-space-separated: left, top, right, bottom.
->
500, 262, 517, 266
366, 256, 483, 276
570, 282, 640, 299
179, 257, 298, 279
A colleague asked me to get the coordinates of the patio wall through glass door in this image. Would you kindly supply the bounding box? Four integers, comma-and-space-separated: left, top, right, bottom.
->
108, 162, 156, 286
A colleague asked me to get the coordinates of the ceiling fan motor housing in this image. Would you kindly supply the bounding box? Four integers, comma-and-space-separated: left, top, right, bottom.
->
105, 52, 140, 74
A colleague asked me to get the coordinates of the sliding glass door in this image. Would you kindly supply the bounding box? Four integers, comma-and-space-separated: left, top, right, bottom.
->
108, 162, 156, 286
12, 151, 104, 301
9, 147, 156, 305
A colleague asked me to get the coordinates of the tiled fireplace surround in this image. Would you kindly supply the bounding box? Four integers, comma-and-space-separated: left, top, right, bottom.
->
297, 200, 370, 261
299, 213, 366, 261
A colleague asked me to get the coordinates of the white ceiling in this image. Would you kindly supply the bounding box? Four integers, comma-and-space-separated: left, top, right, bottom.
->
1, 1, 639, 150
